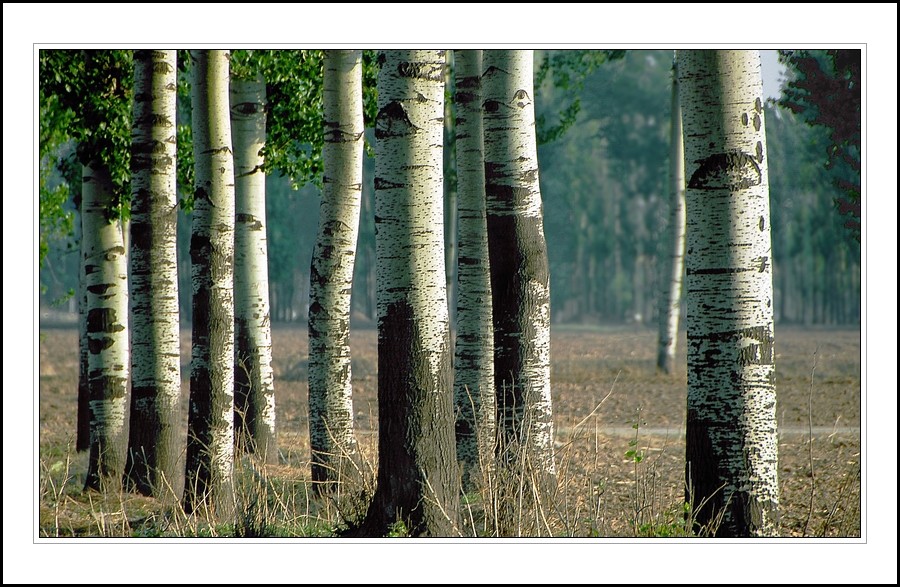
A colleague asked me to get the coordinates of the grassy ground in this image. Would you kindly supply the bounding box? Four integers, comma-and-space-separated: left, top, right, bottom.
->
37, 323, 861, 538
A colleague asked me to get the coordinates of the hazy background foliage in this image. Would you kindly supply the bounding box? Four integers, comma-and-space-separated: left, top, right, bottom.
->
39, 49, 861, 328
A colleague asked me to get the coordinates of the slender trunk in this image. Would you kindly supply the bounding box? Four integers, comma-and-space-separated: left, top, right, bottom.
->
82, 163, 130, 492
587, 253, 597, 317
444, 52, 458, 328
452, 49, 495, 491
231, 73, 277, 464
308, 50, 363, 488
126, 50, 183, 498
613, 199, 624, 319
679, 49, 779, 537
184, 50, 236, 519
355, 50, 459, 537
76, 192, 90, 452
633, 249, 645, 324
483, 50, 555, 479
657, 58, 687, 374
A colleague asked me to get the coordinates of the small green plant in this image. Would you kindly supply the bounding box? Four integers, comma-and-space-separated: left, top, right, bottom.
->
386, 519, 409, 538
625, 409, 646, 464
625, 440, 644, 464
622, 407, 701, 537
637, 502, 694, 537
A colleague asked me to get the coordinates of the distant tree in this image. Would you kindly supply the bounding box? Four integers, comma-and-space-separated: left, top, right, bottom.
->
125, 50, 183, 497
38, 94, 75, 272
483, 50, 555, 479
452, 49, 495, 491
778, 49, 860, 241
679, 49, 779, 537
184, 50, 236, 518
765, 102, 861, 325
229, 65, 277, 464
656, 57, 686, 375
40, 49, 134, 491
308, 49, 364, 489
534, 49, 626, 145
536, 49, 671, 325
354, 49, 459, 537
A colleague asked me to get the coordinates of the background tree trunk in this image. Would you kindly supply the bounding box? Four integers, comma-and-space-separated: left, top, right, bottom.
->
679, 49, 779, 537
452, 49, 495, 492
76, 192, 90, 453
444, 51, 458, 329
231, 73, 277, 464
657, 57, 686, 375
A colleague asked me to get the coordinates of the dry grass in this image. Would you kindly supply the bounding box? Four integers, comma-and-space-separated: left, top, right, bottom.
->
37, 324, 861, 538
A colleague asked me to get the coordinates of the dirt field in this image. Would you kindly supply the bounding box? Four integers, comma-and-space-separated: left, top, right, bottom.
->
37, 323, 861, 537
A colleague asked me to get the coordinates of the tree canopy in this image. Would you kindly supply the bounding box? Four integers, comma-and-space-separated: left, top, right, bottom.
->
39, 50, 134, 219
778, 49, 861, 241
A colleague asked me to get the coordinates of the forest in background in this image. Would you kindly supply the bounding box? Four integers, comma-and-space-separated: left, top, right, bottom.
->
37, 49, 861, 327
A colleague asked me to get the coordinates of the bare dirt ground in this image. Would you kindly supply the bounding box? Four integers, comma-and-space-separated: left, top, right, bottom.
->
37, 323, 861, 537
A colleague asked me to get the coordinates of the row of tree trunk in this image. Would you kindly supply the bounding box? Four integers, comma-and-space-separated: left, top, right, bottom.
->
70, 48, 781, 537
77, 51, 277, 518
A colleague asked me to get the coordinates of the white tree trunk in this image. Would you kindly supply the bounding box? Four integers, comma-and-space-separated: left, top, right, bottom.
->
657, 57, 687, 375
126, 49, 182, 497
679, 49, 779, 537
82, 163, 130, 492
358, 50, 459, 537
185, 50, 236, 518
77, 196, 90, 452
482, 50, 555, 478
452, 49, 495, 490
231, 73, 277, 464
308, 49, 363, 488
444, 52, 458, 329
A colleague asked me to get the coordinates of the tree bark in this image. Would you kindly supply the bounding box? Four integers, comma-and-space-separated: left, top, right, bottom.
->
184, 50, 236, 519
76, 192, 90, 453
482, 50, 555, 479
82, 163, 130, 492
657, 57, 687, 375
354, 50, 459, 537
452, 49, 495, 492
308, 49, 363, 489
231, 73, 277, 464
679, 49, 779, 537
125, 49, 183, 498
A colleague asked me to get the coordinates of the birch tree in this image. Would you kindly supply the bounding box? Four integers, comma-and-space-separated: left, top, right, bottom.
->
452, 49, 495, 491
40, 50, 134, 491
657, 57, 686, 375
230, 71, 277, 464
354, 50, 459, 537
678, 49, 779, 537
184, 50, 236, 517
125, 50, 182, 497
308, 49, 363, 489
77, 195, 90, 453
482, 50, 555, 478
81, 163, 131, 492
444, 52, 458, 328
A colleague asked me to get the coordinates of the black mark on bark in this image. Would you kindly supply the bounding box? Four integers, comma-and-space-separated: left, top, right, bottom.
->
687, 151, 762, 191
